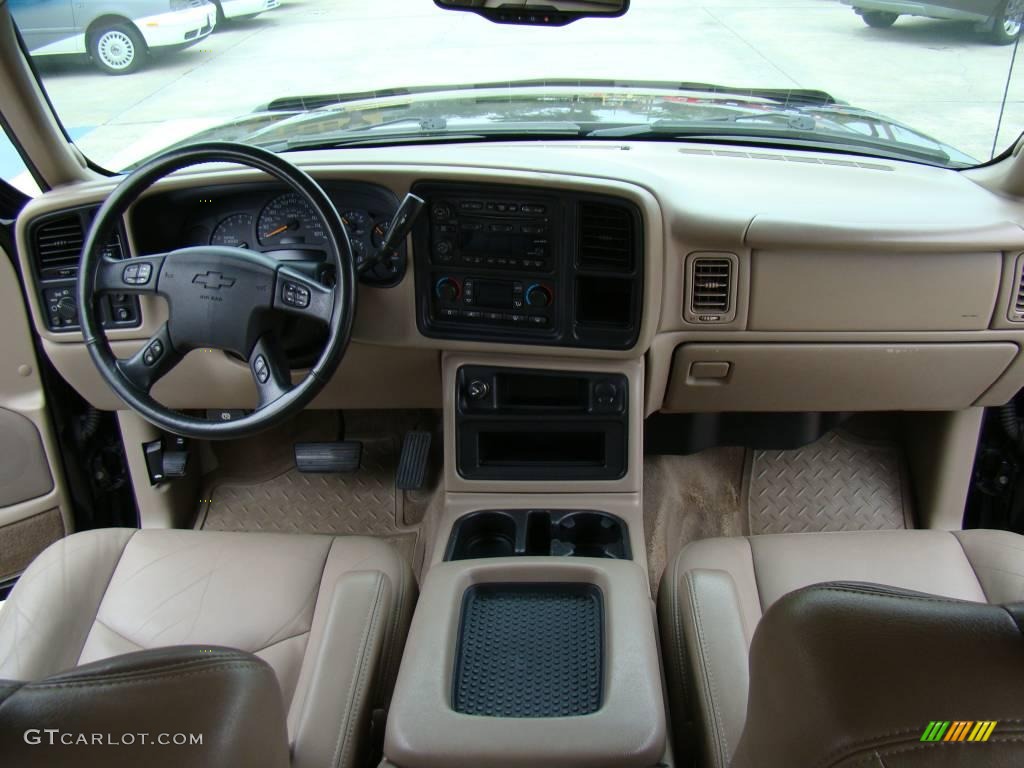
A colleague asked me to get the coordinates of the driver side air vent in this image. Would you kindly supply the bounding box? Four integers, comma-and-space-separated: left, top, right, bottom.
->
34, 215, 84, 280
686, 252, 738, 324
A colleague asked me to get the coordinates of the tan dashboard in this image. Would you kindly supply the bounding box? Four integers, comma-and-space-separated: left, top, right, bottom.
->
13, 140, 1024, 415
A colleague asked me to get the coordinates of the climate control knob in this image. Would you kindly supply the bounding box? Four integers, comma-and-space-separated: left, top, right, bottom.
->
525, 283, 552, 308
435, 277, 461, 303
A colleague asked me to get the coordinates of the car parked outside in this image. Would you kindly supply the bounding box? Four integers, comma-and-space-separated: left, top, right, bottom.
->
211, 0, 278, 24
841, 0, 1024, 44
9, 0, 216, 75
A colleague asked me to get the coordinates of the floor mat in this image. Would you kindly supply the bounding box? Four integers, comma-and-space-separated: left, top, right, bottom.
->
745, 430, 913, 535
194, 410, 440, 571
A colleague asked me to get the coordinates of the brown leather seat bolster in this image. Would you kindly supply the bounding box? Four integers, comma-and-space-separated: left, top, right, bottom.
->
732, 582, 1024, 768
0, 646, 290, 768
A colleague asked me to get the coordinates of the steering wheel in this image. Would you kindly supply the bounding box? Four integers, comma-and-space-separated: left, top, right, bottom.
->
78, 142, 356, 440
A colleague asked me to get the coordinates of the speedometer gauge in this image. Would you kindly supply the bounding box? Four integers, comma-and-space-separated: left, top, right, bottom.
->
258, 192, 327, 246
210, 213, 254, 248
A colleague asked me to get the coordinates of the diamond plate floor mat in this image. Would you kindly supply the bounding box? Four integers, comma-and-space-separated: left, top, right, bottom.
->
745, 431, 913, 535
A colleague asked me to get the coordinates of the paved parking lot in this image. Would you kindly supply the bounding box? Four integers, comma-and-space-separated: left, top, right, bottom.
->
24, 0, 1024, 169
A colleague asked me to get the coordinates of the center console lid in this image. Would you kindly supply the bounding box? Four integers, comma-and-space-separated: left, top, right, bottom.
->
383, 558, 665, 768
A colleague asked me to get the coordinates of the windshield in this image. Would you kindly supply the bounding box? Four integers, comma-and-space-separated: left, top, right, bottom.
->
9, 0, 1024, 174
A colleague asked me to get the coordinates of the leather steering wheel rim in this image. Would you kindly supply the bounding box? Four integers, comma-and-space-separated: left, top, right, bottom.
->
78, 142, 356, 440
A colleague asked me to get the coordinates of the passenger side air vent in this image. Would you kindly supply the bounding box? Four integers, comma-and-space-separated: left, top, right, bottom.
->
685, 252, 739, 324
1010, 254, 1024, 322
34, 214, 84, 280
577, 201, 635, 272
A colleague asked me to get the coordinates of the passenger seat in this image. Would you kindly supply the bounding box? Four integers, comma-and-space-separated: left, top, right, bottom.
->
658, 529, 1024, 767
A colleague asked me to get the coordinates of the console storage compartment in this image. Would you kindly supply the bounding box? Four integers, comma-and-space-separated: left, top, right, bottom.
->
453, 583, 603, 717
446, 509, 631, 561
456, 366, 629, 481
384, 558, 665, 768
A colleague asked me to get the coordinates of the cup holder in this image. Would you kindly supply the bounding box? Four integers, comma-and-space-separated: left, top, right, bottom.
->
448, 511, 518, 560
551, 512, 630, 560
445, 509, 631, 561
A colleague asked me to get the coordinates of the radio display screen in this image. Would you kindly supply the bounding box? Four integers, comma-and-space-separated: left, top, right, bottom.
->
474, 280, 514, 309
460, 228, 535, 260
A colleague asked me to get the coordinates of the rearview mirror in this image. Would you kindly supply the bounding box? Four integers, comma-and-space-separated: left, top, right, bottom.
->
434, 0, 628, 26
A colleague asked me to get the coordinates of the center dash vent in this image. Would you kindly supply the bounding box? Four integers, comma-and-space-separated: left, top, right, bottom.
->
578, 201, 635, 272
686, 253, 738, 324
34, 214, 84, 281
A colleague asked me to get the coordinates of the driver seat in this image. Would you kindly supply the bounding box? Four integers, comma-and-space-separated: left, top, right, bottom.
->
0, 528, 416, 767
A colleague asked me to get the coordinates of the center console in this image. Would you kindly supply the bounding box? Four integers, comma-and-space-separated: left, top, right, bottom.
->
383, 557, 666, 768
412, 182, 644, 350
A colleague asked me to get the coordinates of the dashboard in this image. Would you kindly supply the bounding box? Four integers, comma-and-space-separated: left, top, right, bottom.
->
13, 139, 1024, 417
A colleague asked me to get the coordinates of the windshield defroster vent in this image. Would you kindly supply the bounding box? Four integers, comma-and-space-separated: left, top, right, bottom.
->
578, 201, 635, 272
686, 253, 738, 324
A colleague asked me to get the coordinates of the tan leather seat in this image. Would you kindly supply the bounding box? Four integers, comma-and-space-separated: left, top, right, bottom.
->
657, 528, 1024, 768
732, 581, 1024, 768
0, 528, 417, 768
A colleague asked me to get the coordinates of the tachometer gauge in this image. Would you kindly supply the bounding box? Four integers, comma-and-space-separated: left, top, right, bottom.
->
342, 210, 369, 236
258, 192, 327, 246
210, 213, 254, 248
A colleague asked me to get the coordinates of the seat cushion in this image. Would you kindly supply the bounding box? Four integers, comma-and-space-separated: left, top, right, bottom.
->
0, 528, 416, 768
657, 529, 1024, 768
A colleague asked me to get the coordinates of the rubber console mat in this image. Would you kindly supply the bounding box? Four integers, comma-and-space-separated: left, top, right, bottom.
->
745, 431, 913, 535
196, 435, 419, 563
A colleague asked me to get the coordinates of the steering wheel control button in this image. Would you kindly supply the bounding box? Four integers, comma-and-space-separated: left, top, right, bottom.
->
281, 280, 311, 309
142, 339, 164, 367
253, 354, 270, 384
122, 262, 153, 286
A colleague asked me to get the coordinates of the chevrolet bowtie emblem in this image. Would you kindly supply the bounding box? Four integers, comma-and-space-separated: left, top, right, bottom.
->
193, 271, 236, 290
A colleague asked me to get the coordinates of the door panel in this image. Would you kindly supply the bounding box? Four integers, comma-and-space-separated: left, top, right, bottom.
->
0, 241, 69, 583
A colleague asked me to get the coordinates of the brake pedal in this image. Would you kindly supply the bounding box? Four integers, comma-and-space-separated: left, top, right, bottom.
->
396, 431, 432, 490
295, 441, 362, 473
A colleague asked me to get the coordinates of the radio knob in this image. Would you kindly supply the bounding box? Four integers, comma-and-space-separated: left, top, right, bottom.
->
434, 240, 454, 261
526, 283, 552, 308
432, 203, 452, 221
435, 277, 461, 303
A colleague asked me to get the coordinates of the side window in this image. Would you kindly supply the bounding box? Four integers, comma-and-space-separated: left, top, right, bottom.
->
0, 122, 41, 197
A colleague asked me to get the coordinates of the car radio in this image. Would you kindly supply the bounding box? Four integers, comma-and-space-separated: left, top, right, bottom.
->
413, 182, 644, 350
417, 184, 560, 335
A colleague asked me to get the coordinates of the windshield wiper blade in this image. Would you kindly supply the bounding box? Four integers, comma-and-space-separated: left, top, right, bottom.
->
258, 80, 842, 114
